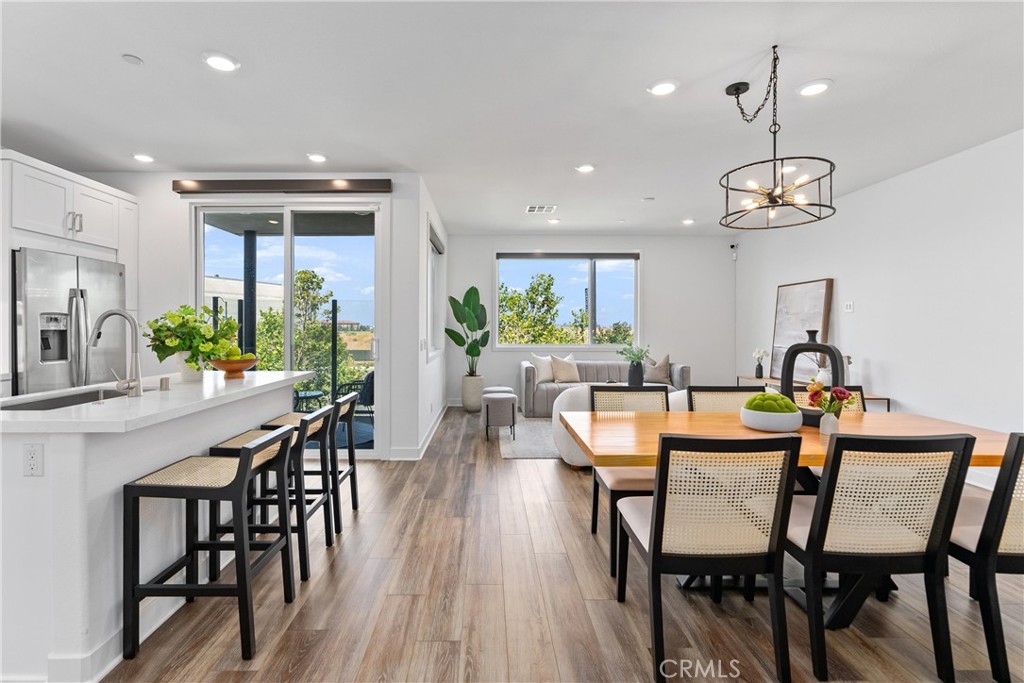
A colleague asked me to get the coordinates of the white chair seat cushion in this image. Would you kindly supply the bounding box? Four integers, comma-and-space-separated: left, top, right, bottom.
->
949, 492, 991, 553
618, 496, 654, 552
596, 466, 655, 492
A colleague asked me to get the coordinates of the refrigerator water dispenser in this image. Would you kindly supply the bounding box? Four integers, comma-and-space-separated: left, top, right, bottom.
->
39, 312, 69, 362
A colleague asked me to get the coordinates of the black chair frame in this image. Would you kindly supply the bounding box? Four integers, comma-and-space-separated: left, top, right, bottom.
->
949, 432, 1024, 683
784, 433, 976, 683
123, 426, 296, 661
589, 385, 670, 577
617, 433, 801, 683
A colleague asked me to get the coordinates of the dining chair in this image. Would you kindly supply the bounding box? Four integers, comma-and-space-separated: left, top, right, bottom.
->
785, 433, 976, 682
589, 385, 670, 576
616, 433, 802, 683
684, 385, 765, 599
687, 385, 765, 412
949, 432, 1024, 683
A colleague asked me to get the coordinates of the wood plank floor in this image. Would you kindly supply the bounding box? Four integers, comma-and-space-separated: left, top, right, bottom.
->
106, 409, 1024, 682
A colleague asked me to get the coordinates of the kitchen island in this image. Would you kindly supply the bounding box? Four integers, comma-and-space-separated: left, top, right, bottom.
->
0, 370, 313, 682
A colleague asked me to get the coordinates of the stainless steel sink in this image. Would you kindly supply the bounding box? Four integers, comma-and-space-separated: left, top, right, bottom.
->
1, 387, 153, 411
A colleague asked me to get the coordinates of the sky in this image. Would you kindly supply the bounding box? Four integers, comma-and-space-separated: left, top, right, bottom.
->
204, 226, 375, 325
498, 258, 636, 327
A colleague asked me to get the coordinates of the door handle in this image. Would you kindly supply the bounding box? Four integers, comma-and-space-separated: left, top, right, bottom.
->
371, 337, 379, 361
79, 289, 90, 384
68, 291, 80, 386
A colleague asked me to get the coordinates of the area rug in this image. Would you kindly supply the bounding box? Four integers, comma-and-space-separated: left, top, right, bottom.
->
490, 414, 560, 459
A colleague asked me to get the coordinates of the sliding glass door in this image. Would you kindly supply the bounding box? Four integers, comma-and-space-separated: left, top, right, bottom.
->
198, 204, 381, 454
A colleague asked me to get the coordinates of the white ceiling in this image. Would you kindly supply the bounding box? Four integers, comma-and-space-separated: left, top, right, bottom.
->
2, 2, 1021, 235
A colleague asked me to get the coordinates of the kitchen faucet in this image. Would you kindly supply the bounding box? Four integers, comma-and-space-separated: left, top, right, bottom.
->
88, 308, 143, 397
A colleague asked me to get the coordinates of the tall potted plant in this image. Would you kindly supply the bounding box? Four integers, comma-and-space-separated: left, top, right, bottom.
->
446, 286, 490, 413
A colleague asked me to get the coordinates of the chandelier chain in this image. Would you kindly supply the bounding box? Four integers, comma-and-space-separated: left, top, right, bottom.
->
733, 45, 780, 126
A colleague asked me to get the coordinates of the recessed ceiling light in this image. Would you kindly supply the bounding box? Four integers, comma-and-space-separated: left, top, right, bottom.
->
618, 219, 626, 223
268, 219, 279, 225
798, 78, 833, 97
132, 153, 154, 163
574, 164, 595, 174
681, 219, 695, 225
202, 51, 241, 72
642, 197, 655, 202
121, 54, 143, 66
646, 80, 679, 97
547, 218, 561, 225
307, 153, 327, 163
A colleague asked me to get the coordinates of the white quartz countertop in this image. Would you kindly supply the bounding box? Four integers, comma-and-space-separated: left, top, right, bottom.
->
0, 371, 314, 433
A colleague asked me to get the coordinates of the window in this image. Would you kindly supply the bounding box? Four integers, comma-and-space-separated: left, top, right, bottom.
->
496, 252, 638, 346
428, 224, 446, 353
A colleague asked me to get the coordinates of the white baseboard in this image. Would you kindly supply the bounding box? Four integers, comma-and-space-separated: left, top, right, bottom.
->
389, 405, 448, 460
447, 398, 462, 407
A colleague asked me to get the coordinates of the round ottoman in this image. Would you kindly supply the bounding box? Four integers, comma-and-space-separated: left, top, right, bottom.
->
551, 386, 591, 467
482, 392, 517, 441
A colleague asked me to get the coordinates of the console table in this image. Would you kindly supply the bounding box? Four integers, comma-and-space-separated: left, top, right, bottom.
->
736, 375, 892, 412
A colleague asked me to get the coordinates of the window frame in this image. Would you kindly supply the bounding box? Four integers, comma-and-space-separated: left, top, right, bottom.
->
492, 251, 641, 351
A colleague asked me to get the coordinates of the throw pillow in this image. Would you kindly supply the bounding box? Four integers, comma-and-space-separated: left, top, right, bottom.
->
643, 354, 672, 385
551, 354, 581, 383
531, 353, 554, 384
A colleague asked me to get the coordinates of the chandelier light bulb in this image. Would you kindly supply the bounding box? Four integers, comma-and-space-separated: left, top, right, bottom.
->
795, 174, 810, 185
745, 180, 759, 190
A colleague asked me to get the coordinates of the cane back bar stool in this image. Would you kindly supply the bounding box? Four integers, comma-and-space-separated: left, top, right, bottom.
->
123, 426, 296, 661
589, 385, 670, 577
262, 392, 360, 533
785, 433, 976, 683
949, 432, 1024, 683
617, 434, 802, 683
211, 402, 335, 582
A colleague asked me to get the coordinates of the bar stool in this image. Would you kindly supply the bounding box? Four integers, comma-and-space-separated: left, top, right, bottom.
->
262, 392, 359, 532
123, 426, 295, 661
211, 402, 335, 582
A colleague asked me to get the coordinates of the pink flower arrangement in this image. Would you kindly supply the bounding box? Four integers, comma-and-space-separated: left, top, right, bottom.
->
806, 380, 857, 414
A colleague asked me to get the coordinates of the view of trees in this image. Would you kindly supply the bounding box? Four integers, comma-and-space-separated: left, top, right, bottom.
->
497, 272, 633, 345
256, 269, 372, 397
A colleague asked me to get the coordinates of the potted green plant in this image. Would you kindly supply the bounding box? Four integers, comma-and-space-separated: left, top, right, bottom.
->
617, 343, 650, 387
445, 286, 490, 412
144, 305, 240, 382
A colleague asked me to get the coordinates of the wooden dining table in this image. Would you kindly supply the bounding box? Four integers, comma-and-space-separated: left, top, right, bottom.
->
559, 410, 1011, 468
559, 409, 1011, 628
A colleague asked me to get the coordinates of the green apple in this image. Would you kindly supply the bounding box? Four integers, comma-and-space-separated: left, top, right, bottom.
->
240, 352, 256, 360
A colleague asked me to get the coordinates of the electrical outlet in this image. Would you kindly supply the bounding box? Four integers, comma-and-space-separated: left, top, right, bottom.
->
23, 443, 44, 476
843, 301, 854, 313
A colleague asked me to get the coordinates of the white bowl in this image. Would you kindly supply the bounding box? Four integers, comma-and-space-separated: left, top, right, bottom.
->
740, 407, 804, 433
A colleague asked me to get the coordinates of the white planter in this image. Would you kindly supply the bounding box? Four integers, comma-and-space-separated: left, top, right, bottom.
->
462, 375, 485, 413
175, 352, 204, 382
740, 407, 804, 433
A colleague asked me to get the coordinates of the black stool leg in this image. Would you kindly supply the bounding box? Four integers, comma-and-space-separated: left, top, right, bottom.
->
924, 570, 955, 683
291, 456, 311, 581
590, 475, 600, 534
347, 419, 359, 510
276, 458, 295, 604
209, 500, 221, 581
122, 491, 140, 659
231, 499, 256, 660
976, 564, 1010, 683
328, 432, 342, 532
319, 440, 334, 544
185, 499, 198, 603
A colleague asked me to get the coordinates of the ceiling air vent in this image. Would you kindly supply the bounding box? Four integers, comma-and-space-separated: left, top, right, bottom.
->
525, 205, 558, 214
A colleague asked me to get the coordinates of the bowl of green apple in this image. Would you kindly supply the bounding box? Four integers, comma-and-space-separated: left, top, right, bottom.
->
740, 392, 803, 432
209, 346, 258, 379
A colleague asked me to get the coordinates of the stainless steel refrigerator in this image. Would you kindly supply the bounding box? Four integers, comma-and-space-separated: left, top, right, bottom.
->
12, 247, 127, 395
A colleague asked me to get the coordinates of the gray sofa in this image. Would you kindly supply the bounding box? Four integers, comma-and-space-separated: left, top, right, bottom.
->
518, 359, 690, 418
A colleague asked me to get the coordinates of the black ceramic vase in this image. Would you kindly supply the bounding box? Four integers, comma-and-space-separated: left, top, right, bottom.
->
780, 330, 846, 428
755, 363, 763, 379
627, 361, 644, 387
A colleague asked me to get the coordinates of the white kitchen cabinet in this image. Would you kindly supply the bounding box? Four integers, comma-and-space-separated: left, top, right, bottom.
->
6, 154, 122, 249
11, 162, 75, 238
118, 199, 139, 309
73, 184, 119, 248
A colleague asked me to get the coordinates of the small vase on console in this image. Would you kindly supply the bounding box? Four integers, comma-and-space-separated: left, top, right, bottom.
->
755, 363, 764, 379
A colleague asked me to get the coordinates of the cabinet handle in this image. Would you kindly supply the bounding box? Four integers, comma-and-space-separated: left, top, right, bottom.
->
66, 211, 76, 233
76, 213, 84, 232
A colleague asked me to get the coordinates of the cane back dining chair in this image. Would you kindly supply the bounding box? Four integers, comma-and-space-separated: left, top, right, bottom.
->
123, 426, 296, 660
617, 434, 802, 683
949, 432, 1024, 683
589, 385, 670, 576
785, 433, 976, 682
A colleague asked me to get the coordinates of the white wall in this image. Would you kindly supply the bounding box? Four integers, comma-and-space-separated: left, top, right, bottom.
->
444, 234, 736, 402
418, 178, 449, 447
734, 129, 1024, 486
86, 170, 441, 459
